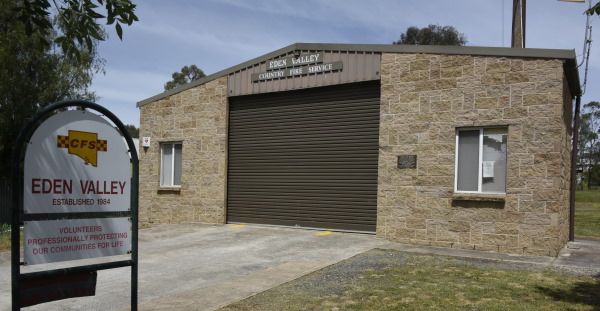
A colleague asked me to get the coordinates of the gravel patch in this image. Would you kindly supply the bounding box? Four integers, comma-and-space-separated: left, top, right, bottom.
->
299, 249, 599, 296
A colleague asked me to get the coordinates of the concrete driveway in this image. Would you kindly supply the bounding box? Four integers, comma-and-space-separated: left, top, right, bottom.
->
0, 223, 391, 311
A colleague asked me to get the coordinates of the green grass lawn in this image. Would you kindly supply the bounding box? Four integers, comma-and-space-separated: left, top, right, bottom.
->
221, 251, 600, 311
575, 189, 600, 238
575, 187, 600, 203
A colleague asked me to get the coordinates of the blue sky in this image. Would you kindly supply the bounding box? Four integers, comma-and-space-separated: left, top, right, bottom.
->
90, 0, 599, 127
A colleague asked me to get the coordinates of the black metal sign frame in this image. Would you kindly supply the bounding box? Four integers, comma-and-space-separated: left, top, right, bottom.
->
11, 100, 139, 310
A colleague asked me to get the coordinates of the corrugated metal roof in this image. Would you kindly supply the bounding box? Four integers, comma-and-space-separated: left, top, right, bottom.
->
136, 43, 581, 108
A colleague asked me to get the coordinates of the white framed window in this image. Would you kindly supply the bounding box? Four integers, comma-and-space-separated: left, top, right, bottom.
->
160, 142, 182, 187
455, 127, 507, 194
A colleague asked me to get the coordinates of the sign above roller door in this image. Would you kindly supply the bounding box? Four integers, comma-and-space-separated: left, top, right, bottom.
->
252, 52, 343, 82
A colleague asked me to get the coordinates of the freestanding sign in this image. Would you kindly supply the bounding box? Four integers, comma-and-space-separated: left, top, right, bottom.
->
11, 101, 139, 310
23, 110, 132, 264
24, 110, 130, 214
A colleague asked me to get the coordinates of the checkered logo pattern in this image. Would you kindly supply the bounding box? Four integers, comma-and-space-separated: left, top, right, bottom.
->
57, 135, 69, 148
97, 140, 107, 152
56, 130, 108, 167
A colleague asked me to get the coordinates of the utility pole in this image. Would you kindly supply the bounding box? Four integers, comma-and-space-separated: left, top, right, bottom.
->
512, 0, 526, 48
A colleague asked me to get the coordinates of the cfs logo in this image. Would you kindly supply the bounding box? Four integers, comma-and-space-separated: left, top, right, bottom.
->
57, 130, 107, 167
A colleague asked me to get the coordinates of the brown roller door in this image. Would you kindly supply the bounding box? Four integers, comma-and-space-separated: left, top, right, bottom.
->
227, 81, 380, 232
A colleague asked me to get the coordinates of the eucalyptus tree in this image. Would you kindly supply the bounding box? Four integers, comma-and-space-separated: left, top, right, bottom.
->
0, 0, 137, 179
164, 65, 206, 91
394, 24, 467, 46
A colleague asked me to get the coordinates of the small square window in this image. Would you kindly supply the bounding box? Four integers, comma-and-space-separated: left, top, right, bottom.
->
160, 143, 182, 187
455, 127, 507, 194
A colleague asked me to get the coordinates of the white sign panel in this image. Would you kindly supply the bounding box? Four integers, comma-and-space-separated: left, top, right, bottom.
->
142, 136, 151, 147
482, 161, 495, 178
24, 218, 131, 265
24, 110, 131, 213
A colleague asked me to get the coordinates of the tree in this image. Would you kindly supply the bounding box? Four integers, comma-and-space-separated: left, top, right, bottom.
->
585, 2, 600, 16
0, 0, 102, 179
578, 101, 600, 189
124, 124, 139, 138
14, 0, 138, 59
394, 24, 467, 46
117, 124, 139, 138
164, 65, 206, 91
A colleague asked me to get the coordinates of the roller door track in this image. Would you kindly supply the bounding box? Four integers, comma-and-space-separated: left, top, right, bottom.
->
227, 81, 380, 232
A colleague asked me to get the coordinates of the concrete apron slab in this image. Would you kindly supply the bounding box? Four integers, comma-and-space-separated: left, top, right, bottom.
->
130, 223, 390, 311
133, 260, 339, 311
554, 238, 600, 270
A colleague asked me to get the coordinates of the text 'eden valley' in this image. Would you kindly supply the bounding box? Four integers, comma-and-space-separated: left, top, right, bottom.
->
31, 178, 127, 195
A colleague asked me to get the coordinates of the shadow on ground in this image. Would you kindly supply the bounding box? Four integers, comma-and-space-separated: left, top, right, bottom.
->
536, 279, 600, 310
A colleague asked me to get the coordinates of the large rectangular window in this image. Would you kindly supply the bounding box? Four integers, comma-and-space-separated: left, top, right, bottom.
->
455, 127, 507, 194
161, 143, 182, 187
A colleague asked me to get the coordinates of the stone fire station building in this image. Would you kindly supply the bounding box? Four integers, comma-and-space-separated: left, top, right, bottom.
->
137, 43, 581, 256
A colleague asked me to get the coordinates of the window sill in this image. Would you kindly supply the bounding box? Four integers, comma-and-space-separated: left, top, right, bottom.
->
452, 193, 506, 202
158, 186, 181, 193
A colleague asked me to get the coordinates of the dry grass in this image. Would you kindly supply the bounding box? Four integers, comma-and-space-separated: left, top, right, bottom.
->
221, 253, 600, 311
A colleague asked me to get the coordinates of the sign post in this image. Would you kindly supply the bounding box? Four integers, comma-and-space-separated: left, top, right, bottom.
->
11, 100, 139, 310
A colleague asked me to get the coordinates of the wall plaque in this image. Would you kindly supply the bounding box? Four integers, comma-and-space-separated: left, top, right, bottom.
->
398, 155, 417, 169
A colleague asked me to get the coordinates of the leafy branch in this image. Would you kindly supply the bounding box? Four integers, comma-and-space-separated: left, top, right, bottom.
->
14, 0, 138, 59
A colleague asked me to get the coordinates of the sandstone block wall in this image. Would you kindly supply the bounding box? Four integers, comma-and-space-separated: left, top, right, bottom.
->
378, 53, 572, 256
139, 77, 228, 224
138, 52, 573, 257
